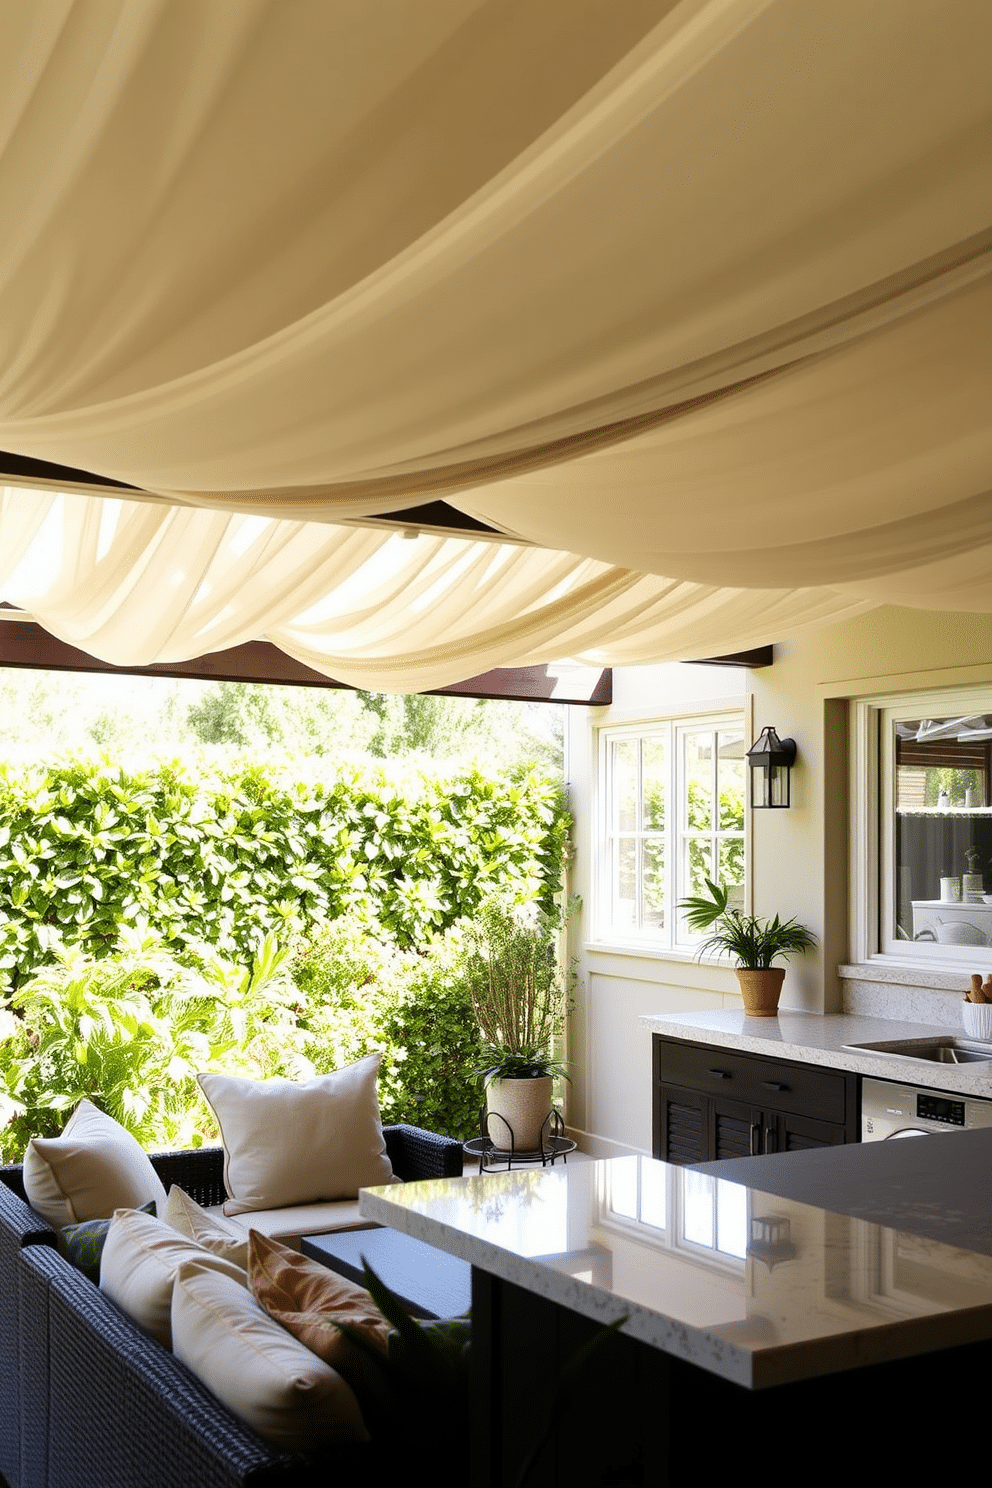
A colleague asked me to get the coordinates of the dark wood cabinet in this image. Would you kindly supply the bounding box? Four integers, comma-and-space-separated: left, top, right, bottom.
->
652, 1035, 858, 1164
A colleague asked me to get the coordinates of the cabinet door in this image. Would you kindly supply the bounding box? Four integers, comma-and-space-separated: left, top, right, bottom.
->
656, 1086, 765, 1163
712, 1096, 763, 1160
766, 1109, 847, 1155
655, 1084, 708, 1165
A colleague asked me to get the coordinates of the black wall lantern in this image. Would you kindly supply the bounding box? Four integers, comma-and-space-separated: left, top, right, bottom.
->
746, 726, 796, 809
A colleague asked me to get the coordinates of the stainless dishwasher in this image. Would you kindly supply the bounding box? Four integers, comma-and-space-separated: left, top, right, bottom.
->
861, 1076, 992, 1139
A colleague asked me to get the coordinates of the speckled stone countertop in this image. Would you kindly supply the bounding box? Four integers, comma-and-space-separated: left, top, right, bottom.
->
642, 1008, 992, 1097
360, 1141, 992, 1390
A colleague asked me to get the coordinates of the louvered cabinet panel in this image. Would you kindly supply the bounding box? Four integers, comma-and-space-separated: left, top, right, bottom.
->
771, 1110, 843, 1155
712, 1100, 760, 1160
655, 1086, 707, 1166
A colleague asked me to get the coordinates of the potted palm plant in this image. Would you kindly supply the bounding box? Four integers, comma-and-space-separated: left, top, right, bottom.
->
679, 879, 816, 1017
461, 899, 570, 1152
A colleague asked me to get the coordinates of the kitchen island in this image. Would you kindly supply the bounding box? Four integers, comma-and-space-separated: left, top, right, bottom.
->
361, 1135, 992, 1485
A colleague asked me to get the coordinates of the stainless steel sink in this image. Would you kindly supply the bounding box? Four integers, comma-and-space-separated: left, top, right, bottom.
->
843, 1036, 992, 1064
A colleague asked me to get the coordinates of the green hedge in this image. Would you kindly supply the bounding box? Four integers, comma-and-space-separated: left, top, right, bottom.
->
0, 756, 569, 989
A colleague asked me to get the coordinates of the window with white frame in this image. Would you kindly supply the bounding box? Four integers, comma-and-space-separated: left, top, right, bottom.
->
856, 686, 992, 966
599, 715, 746, 947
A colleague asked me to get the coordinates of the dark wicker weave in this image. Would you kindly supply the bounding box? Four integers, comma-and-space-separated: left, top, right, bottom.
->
0, 1121, 462, 1488
0, 1182, 54, 1488
20, 1244, 374, 1488
382, 1122, 464, 1181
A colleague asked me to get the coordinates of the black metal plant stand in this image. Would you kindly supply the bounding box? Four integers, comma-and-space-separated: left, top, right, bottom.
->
463, 1107, 576, 1172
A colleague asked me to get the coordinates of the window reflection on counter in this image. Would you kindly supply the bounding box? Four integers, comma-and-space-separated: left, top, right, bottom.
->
601, 1158, 746, 1269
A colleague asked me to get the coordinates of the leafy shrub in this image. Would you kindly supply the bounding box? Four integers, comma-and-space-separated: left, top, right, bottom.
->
0, 757, 569, 989
0, 753, 569, 1156
292, 917, 483, 1141
0, 926, 307, 1160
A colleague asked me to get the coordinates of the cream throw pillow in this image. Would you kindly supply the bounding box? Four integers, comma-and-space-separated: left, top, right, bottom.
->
23, 1099, 168, 1229
172, 1262, 369, 1449
248, 1230, 391, 1383
197, 1056, 393, 1216
100, 1205, 247, 1349
163, 1184, 249, 1270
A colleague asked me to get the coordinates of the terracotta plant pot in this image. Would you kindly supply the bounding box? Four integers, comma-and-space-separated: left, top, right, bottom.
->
485, 1074, 553, 1153
735, 967, 786, 1017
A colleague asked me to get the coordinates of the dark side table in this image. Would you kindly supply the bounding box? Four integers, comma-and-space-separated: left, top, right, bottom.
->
301, 1225, 472, 1319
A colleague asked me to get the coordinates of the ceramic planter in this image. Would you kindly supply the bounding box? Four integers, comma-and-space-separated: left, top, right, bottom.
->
485, 1074, 553, 1153
735, 967, 785, 1017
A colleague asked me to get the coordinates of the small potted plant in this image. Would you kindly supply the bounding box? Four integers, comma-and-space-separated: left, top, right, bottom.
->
678, 879, 816, 1017
460, 898, 570, 1152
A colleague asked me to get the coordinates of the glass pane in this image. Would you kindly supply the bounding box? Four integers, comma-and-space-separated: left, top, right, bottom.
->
715, 1180, 748, 1259
609, 1158, 638, 1221
684, 731, 713, 830
684, 837, 712, 900
717, 731, 746, 833
682, 1170, 714, 1247
612, 739, 637, 831
894, 713, 992, 947
642, 838, 665, 930
718, 837, 745, 892
640, 1161, 666, 1232
612, 837, 636, 928
642, 736, 666, 831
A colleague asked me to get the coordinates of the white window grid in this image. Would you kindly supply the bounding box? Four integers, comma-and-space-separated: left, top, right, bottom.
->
597, 714, 746, 950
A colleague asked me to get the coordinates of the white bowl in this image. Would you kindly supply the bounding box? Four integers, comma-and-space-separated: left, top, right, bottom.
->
936, 921, 987, 945
962, 1001, 992, 1041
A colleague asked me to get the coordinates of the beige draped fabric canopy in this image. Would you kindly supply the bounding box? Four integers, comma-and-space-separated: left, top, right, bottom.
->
0, 0, 989, 688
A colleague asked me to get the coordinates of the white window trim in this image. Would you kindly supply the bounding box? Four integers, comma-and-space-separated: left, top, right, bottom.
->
591, 706, 748, 958
851, 684, 992, 972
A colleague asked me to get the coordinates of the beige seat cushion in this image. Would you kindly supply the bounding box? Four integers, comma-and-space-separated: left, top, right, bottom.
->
172, 1261, 369, 1450
100, 1205, 247, 1349
23, 1099, 168, 1229
211, 1199, 374, 1250
248, 1230, 391, 1384
197, 1055, 393, 1216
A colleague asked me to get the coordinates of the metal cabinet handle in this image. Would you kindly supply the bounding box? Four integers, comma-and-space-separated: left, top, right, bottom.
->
764, 1126, 776, 1153
750, 1122, 761, 1155
761, 1080, 789, 1092
706, 1068, 731, 1080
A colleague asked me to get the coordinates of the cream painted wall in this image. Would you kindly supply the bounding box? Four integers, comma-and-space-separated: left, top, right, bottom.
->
566, 612, 992, 1155
565, 662, 746, 1156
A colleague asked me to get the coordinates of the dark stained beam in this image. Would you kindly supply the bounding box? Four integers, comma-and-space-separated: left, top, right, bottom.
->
0, 615, 612, 706
692, 646, 773, 668
0, 450, 140, 492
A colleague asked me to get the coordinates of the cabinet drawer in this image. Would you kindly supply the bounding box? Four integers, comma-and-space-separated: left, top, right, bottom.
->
654, 1038, 849, 1124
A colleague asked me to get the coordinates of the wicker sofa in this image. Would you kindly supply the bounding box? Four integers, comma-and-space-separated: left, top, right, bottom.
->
0, 1126, 463, 1488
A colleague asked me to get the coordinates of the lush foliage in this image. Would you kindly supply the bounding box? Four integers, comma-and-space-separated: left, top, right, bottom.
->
0, 926, 308, 1158
0, 745, 571, 1157
0, 756, 569, 991
292, 917, 484, 1139
458, 899, 572, 1081
0, 911, 492, 1161
679, 878, 816, 969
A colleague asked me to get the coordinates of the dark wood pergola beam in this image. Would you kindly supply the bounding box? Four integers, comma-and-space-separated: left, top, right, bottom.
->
0, 615, 614, 705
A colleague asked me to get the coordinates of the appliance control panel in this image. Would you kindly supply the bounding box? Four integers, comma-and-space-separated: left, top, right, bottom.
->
916, 1093, 966, 1126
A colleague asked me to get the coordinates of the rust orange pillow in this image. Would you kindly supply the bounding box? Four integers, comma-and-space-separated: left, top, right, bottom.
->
248, 1231, 392, 1385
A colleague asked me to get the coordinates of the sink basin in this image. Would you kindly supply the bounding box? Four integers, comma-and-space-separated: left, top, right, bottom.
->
843, 1036, 992, 1064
